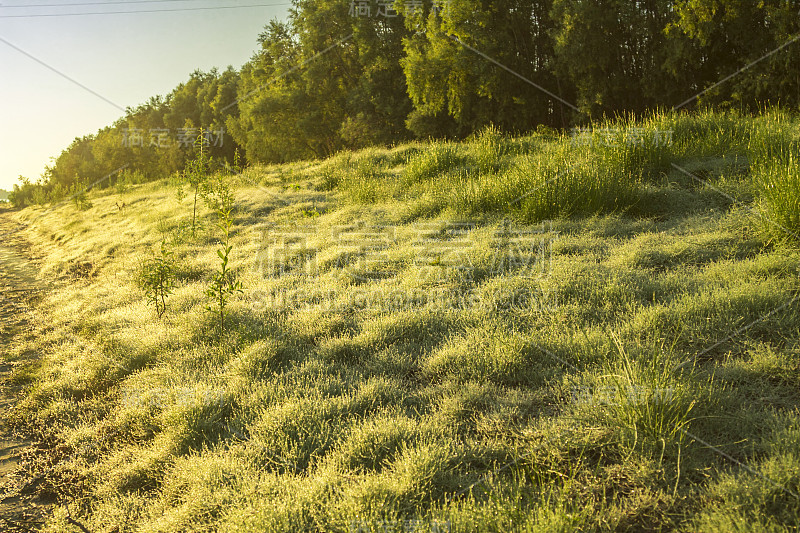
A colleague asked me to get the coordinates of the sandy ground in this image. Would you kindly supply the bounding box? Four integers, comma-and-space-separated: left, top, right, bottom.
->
0, 209, 54, 531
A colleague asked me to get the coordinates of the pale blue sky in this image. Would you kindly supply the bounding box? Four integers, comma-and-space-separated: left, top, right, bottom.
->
0, 1, 291, 190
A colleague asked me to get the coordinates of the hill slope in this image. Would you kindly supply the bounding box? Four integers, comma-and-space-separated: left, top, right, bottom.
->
3, 111, 800, 532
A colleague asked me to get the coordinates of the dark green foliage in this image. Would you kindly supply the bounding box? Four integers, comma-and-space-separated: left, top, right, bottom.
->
670, 0, 800, 110
11, 0, 800, 205
9, 176, 38, 208
550, 0, 687, 119
402, 0, 569, 135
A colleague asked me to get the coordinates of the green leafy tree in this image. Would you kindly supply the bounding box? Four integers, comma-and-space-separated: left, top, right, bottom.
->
401, 0, 569, 137
229, 1, 413, 162
670, 0, 800, 109
550, 0, 683, 118
227, 20, 312, 163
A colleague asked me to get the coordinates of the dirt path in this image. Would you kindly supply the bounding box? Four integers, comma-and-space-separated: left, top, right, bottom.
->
0, 210, 53, 531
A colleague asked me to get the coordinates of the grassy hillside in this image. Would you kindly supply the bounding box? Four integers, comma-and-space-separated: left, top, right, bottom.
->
4, 111, 800, 532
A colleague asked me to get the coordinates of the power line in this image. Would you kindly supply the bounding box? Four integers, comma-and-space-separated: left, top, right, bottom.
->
0, 3, 291, 17
1, 0, 203, 8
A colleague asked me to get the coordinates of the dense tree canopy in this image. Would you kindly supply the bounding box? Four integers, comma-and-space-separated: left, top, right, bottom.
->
670, 0, 800, 109
11, 0, 800, 206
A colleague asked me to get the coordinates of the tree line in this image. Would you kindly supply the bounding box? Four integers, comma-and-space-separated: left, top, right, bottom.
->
11, 0, 800, 206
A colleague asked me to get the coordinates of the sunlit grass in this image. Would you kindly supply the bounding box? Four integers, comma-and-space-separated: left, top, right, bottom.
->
3, 110, 800, 532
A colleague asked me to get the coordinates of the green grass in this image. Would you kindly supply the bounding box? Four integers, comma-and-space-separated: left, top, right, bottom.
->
753, 156, 800, 243
3, 110, 800, 532
332, 110, 799, 230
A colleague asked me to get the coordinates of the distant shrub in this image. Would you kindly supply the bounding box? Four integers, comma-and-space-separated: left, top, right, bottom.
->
9, 176, 49, 208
